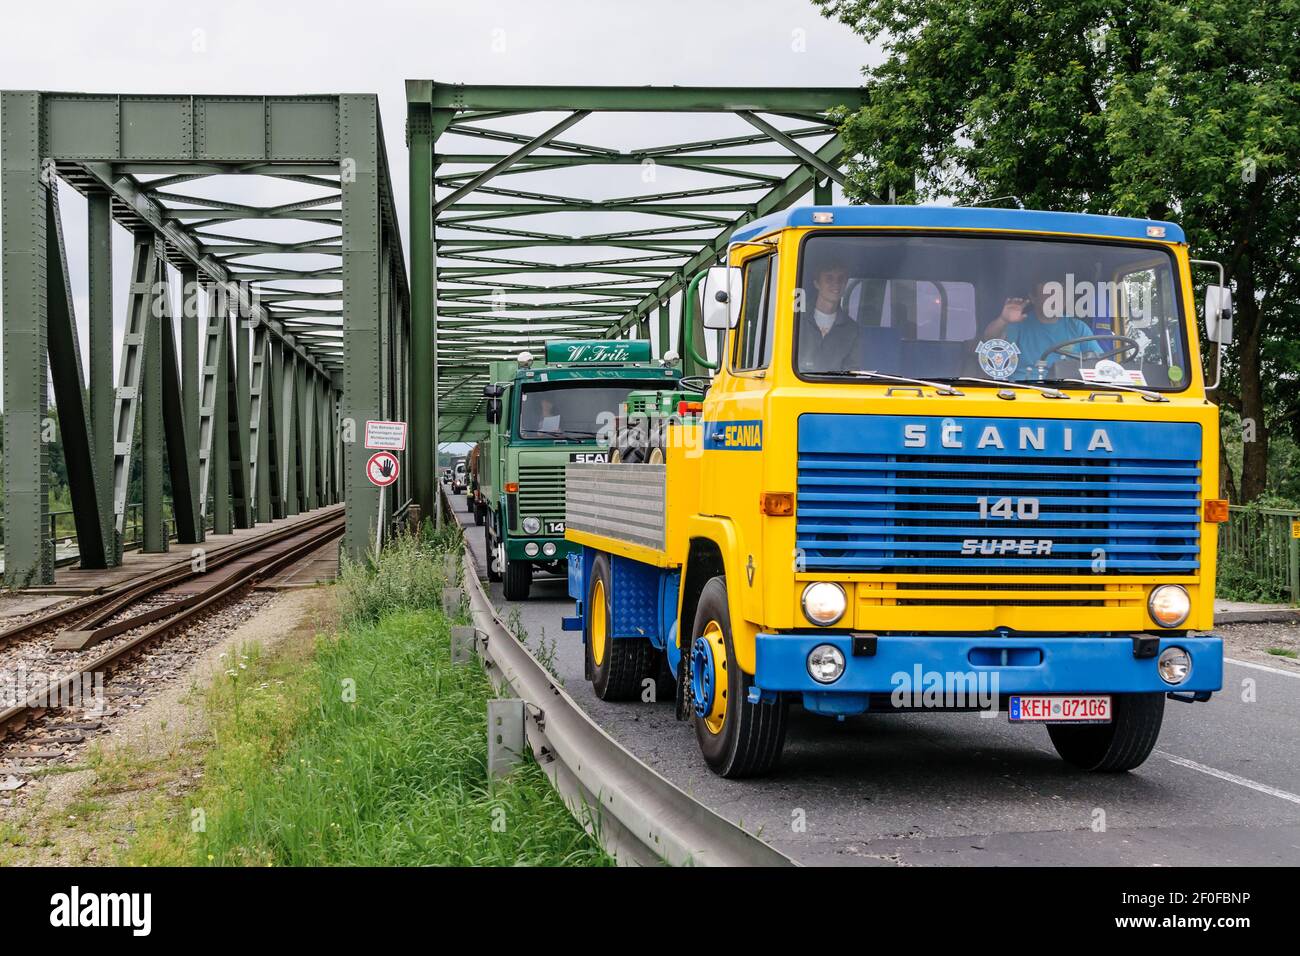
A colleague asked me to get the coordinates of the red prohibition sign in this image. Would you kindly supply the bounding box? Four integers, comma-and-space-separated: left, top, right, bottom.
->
366, 451, 400, 487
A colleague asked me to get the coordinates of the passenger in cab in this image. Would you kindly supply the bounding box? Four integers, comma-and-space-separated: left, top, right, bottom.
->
797, 259, 859, 373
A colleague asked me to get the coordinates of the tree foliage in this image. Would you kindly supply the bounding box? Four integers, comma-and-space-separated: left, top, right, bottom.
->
818, 0, 1300, 500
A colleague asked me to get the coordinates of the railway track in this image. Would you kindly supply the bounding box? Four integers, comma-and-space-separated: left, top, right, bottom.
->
0, 508, 344, 742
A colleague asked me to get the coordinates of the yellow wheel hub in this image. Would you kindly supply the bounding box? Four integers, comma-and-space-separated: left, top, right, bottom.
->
590, 578, 607, 666
692, 620, 729, 736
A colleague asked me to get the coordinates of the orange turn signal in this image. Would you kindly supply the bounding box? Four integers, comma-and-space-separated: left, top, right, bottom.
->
1204, 498, 1230, 523
761, 492, 795, 516
505, 482, 519, 494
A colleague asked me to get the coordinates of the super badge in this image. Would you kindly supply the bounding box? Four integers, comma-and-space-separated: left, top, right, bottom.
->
976, 338, 1021, 380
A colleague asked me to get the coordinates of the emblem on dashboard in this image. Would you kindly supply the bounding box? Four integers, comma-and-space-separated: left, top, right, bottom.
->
976, 338, 1020, 380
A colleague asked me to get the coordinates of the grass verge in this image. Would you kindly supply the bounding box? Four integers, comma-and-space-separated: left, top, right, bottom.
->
126, 531, 610, 866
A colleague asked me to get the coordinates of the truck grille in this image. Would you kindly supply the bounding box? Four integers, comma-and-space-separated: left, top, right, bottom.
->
796, 415, 1202, 576
517, 464, 566, 517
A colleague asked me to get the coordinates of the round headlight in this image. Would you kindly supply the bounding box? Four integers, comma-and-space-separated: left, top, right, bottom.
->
524, 542, 539, 557
522, 516, 541, 535
807, 644, 846, 684
801, 582, 847, 627
1148, 584, 1190, 628
1157, 646, 1192, 685
542, 542, 557, 557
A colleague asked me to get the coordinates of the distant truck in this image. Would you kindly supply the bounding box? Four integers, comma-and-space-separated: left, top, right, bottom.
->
466, 442, 486, 525
450, 457, 468, 494
477, 340, 681, 599
564, 204, 1229, 778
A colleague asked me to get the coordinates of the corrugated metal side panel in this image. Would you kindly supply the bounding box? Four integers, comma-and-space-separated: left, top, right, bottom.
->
566, 463, 666, 551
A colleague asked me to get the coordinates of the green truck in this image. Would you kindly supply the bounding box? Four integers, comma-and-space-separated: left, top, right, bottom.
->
479, 340, 680, 599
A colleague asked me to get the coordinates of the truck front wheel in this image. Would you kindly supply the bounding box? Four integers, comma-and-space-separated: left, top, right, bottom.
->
690, 576, 787, 778
1047, 693, 1165, 772
585, 553, 654, 700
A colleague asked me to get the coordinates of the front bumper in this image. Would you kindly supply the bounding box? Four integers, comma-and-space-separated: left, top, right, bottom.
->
753, 633, 1223, 696
505, 536, 580, 562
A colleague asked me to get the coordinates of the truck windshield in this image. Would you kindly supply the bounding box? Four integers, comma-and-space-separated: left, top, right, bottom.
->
793, 233, 1191, 390
515, 381, 662, 441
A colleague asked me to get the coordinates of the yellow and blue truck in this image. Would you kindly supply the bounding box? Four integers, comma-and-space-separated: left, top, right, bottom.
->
477, 340, 680, 599
564, 204, 1233, 778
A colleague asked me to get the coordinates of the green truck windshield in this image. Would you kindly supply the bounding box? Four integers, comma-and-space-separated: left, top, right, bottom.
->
791, 233, 1191, 390
515, 380, 664, 441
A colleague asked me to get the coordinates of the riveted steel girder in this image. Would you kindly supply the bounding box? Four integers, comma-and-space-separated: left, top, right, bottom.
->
2, 91, 410, 580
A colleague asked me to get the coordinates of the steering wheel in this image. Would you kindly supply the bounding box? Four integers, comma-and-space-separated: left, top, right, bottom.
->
1039, 334, 1142, 366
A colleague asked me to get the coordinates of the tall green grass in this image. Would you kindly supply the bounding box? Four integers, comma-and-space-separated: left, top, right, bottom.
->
131, 527, 609, 867
338, 522, 464, 628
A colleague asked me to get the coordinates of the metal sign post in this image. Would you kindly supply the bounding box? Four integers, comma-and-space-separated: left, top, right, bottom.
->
365, 433, 403, 554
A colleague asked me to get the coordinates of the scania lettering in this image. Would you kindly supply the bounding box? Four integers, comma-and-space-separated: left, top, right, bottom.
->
562, 205, 1229, 778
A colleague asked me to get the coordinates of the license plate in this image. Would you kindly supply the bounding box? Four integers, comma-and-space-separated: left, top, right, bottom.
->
1009, 695, 1112, 723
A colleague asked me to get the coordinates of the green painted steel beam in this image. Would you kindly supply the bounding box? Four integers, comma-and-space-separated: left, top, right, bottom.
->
340, 94, 384, 557
46, 182, 114, 567
42, 94, 343, 163
87, 191, 118, 563
1, 91, 52, 585
407, 82, 866, 113
409, 99, 437, 523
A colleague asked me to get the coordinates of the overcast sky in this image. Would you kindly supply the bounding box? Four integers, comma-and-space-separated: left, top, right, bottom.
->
0, 0, 879, 420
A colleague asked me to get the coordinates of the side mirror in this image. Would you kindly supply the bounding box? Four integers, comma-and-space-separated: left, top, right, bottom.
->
483, 383, 504, 424
701, 266, 743, 330
1205, 285, 1234, 344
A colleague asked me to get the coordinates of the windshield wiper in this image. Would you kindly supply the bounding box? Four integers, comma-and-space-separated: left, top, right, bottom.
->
820, 369, 964, 396
1038, 378, 1168, 403
955, 377, 1069, 399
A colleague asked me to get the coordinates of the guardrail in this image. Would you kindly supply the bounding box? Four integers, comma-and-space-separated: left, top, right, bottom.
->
1220, 505, 1300, 604
437, 484, 793, 867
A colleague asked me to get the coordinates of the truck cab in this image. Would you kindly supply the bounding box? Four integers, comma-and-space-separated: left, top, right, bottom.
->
478, 340, 680, 599
565, 205, 1233, 778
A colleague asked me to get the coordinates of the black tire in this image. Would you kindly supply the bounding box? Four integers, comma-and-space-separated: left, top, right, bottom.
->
503, 554, 532, 601
473, 500, 485, 526
690, 576, 787, 778
1047, 693, 1165, 772
484, 522, 501, 583
585, 553, 655, 700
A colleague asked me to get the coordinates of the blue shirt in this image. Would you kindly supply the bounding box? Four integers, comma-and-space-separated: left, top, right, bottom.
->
1003, 312, 1101, 379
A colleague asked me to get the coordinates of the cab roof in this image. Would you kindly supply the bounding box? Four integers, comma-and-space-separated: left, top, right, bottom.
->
732, 205, 1185, 244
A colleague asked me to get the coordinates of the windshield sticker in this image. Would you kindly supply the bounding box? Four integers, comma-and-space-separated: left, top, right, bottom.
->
1167, 365, 1184, 384
976, 338, 1020, 380
1080, 363, 1149, 387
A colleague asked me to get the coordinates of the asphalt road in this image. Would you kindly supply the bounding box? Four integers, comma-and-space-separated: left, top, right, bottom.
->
452, 491, 1300, 866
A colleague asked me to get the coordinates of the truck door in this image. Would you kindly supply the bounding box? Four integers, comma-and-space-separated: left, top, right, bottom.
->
702, 253, 776, 602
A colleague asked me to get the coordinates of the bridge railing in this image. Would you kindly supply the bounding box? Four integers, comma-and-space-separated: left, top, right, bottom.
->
0, 501, 220, 569
1219, 505, 1300, 604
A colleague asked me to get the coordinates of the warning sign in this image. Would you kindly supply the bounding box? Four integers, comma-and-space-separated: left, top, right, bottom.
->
366, 451, 400, 487
1291, 519, 1300, 539
365, 420, 407, 450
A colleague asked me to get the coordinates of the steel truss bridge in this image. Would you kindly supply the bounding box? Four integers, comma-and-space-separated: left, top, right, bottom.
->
1, 83, 861, 586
